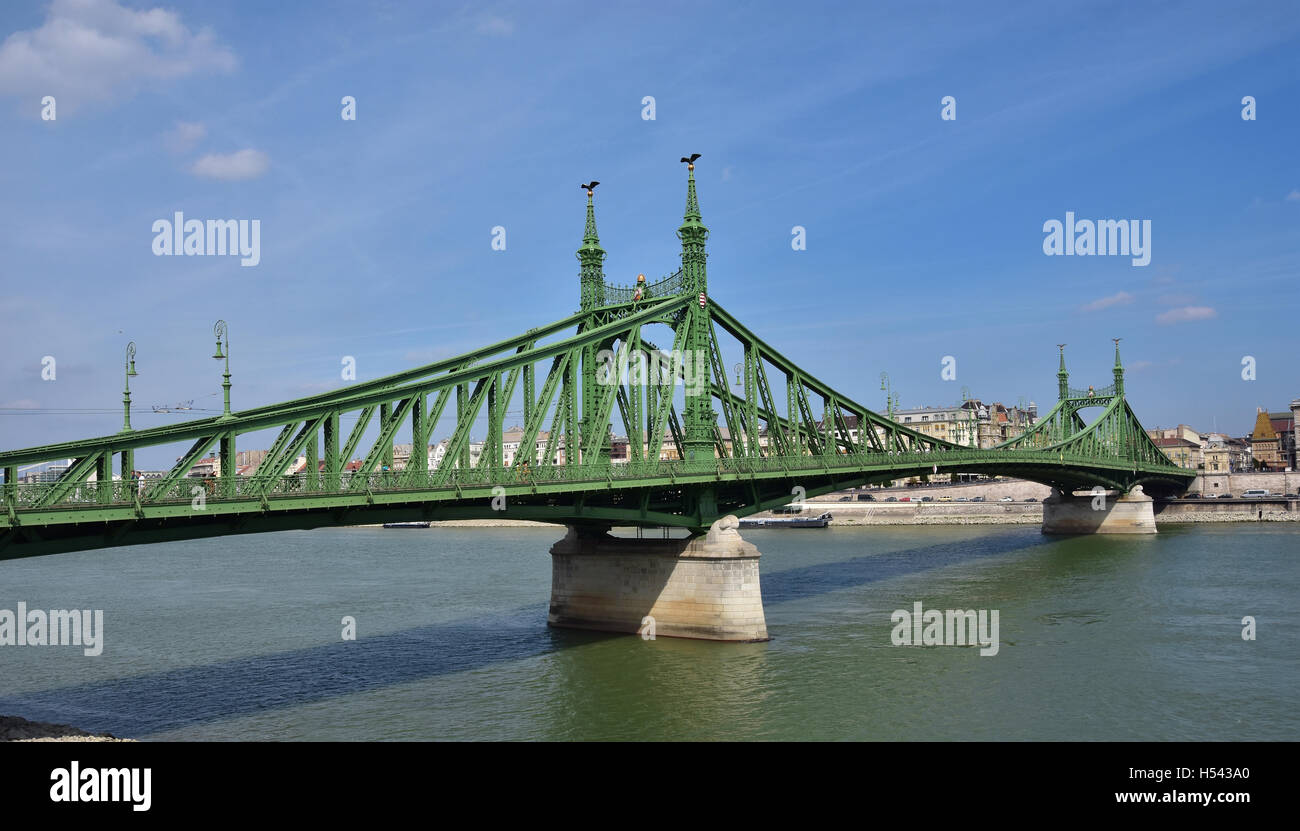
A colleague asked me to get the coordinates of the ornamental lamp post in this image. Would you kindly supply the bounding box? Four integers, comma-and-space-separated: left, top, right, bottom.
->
880, 372, 898, 421
212, 320, 233, 420
121, 341, 139, 432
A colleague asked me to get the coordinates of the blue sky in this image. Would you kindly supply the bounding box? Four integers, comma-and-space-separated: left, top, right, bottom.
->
1, 0, 1297, 466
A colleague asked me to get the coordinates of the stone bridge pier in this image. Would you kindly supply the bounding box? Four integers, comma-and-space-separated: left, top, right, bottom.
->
547, 515, 769, 641
1041, 485, 1156, 534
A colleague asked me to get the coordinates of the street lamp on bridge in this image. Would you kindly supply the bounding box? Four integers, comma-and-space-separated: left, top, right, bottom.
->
121, 341, 138, 432
880, 372, 898, 421
212, 320, 233, 420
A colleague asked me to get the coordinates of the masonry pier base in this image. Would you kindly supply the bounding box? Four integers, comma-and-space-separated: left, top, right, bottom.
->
1041, 485, 1156, 534
547, 515, 769, 641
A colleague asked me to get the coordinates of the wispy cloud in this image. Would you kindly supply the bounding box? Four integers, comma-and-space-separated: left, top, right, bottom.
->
1156, 306, 1217, 325
1286, 189, 1300, 202
1081, 291, 1134, 311
190, 149, 270, 181
0, 0, 236, 114
164, 121, 206, 154
477, 16, 515, 36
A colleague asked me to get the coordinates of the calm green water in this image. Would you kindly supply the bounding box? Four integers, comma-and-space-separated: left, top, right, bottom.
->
1, 524, 1296, 741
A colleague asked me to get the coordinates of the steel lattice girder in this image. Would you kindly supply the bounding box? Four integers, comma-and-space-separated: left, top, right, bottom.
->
0, 288, 1192, 556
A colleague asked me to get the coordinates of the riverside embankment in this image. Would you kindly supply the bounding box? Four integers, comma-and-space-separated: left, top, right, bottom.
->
753, 478, 1300, 525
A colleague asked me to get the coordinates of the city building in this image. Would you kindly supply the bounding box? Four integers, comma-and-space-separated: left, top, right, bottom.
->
187, 456, 220, 477
1151, 436, 1200, 469
890, 399, 1036, 449
1249, 407, 1296, 471
23, 463, 71, 484
1148, 424, 1203, 445
234, 449, 268, 470
1202, 434, 1250, 473
1294, 399, 1300, 468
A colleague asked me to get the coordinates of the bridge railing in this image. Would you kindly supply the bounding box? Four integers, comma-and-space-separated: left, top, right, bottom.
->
1, 445, 1190, 514
1066, 384, 1116, 399
601, 269, 686, 305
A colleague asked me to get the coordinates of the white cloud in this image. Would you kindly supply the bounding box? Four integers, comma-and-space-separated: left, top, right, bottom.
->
190, 149, 269, 181
1081, 291, 1133, 311
1286, 189, 1300, 202
0, 0, 236, 114
1156, 306, 1217, 325
164, 120, 206, 153
476, 16, 515, 36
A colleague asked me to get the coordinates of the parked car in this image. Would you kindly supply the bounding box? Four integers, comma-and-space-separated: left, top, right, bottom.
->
921, 496, 933, 502
858, 494, 875, 501
1024, 497, 1038, 503
1285, 493, 1298, 498
1184, 493, 1201, 499
1242, 489, 1271, 498
955, 497, 968, 502
971, 496, 985, 502
938, 496, 953, 502
998, 496, 1014, 502
1218, 493, 1234, 499
838, 496, 852, 501
885, 496, 898, 502
899, 497, 911, 502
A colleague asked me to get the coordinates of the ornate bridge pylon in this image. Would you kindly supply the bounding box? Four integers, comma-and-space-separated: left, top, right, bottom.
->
0, 159, 1192, 638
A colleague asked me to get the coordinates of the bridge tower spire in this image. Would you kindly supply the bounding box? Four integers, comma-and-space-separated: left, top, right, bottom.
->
577, 182, 606, 311
1112, 338, 1124, 397
1057, 344, 1069, 401
575, 182, 607, 464
677, 154, 715, 468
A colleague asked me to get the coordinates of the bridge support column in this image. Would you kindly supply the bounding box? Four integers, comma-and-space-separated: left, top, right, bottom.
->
1042, 485, 1156, 534
548, 515, 769, 641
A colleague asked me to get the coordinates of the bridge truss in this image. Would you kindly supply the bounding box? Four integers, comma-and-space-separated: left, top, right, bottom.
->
0, 164, 1193, 559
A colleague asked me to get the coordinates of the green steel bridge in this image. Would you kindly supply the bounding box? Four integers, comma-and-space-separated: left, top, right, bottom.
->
0, 162, 1193, 560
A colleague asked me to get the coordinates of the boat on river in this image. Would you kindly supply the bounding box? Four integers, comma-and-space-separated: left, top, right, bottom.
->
739, 511, 832, 529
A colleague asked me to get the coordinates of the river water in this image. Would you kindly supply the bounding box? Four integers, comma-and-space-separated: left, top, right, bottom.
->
1, 524, 1295, 741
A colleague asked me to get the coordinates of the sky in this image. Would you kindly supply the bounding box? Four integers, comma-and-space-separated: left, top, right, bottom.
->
1, 0, 1297, 468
